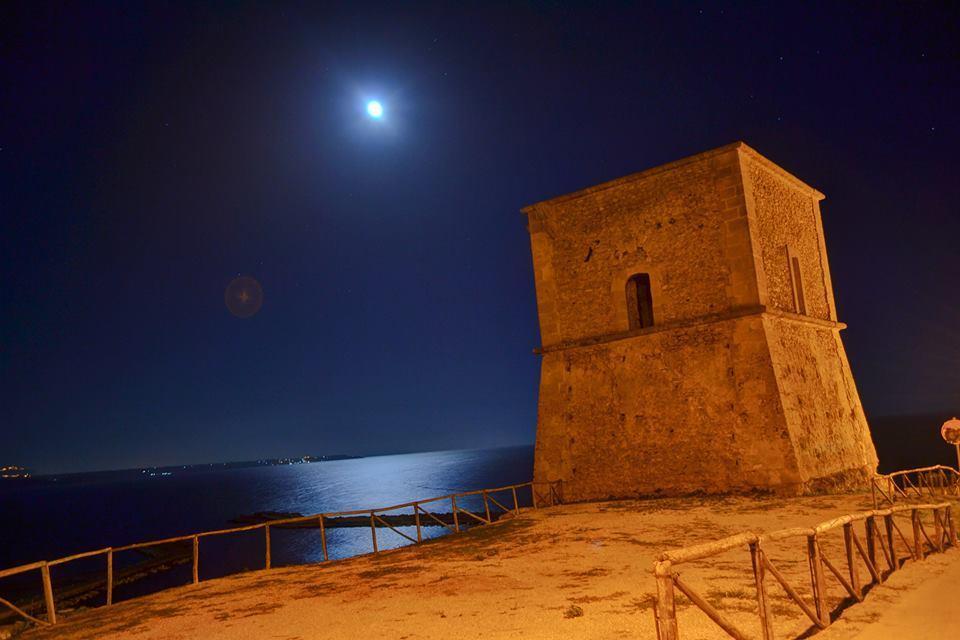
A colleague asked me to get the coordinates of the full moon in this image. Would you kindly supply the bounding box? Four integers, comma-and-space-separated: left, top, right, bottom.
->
366, 100, 384, 119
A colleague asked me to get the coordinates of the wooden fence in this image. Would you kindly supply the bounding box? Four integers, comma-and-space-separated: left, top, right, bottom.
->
653, 501, 956, 640
871, 465, 960, 507
0, 479, 562, 628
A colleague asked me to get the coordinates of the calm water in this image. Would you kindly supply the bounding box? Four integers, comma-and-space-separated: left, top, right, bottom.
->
0, 446, 533, 604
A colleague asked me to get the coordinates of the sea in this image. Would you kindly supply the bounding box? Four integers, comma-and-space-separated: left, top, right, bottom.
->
0, 446, 534, 607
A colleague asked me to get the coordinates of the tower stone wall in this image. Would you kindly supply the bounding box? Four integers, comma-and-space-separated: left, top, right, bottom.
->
525, 142, 877, 502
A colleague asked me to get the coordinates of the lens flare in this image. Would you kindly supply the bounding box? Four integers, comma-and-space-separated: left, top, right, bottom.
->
225, 276, 263, 318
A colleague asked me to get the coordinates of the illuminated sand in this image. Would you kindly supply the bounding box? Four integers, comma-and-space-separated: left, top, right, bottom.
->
815, 552, 960, 640
20, 493, 960, 640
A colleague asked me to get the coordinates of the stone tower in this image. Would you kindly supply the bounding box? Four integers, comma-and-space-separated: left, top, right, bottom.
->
524, 142, 878, 502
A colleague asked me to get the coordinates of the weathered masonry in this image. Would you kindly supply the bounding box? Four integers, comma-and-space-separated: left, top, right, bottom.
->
524, 142, 878, 501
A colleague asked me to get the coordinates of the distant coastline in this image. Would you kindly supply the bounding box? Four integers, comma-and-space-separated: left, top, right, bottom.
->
0, 454, 364, 485
0, 464, 31, 479
136, 454, 364, 477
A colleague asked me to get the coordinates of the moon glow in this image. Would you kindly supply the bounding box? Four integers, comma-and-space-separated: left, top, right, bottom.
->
366, 100, 384, 118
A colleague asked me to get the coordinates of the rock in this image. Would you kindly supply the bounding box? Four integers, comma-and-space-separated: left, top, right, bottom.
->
563, 604, 583, 619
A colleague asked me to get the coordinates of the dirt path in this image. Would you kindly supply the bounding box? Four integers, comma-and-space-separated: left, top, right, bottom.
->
15, 493, 960, 640
817, 550, 960, 640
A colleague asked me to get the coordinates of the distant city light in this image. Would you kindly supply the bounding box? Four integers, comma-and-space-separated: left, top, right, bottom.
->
366, 100, 384, 119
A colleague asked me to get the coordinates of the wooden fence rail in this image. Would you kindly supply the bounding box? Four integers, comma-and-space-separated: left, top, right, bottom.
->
871, 465, 960, 508
0, 479, 562, 628
653, 501, 956, 640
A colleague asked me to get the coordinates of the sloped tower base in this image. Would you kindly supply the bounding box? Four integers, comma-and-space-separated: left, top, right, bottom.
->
533, 312, 875, 502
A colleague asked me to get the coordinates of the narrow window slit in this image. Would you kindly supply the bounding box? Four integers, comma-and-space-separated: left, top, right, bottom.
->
627, 273, 654, 329
791, 256, 806, 315
786, 246, 806, 315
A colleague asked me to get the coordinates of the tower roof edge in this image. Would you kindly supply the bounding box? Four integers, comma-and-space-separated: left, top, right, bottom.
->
521, 141, 824, 216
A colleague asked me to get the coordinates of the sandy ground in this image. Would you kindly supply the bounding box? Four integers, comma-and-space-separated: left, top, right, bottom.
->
816, 550, 960, 640
17, 492, 960, 640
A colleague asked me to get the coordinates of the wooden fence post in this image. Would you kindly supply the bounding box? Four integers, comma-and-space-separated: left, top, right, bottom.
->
41, 562, 56, 625
907, 475, 918, 497
511, 486, 519, 514
451, 496, 460, 532
106, 549, 113, 605
946, 505, 957, 547
872, 517, 892, 573
370, 512, 378, 553
843, 523, 861, 599
414, 504, 422, 543
192, 535, 199, 584
653, 566, 679, 640
912, 509, 925, 560
866, 516, 878, 572
319, 515, 328, 561
808, 534, 828, 627
883, 514, 897, 571
265, 525, 272, 569
942, 507, 951, 548
751, 542, 774, 640
483, 490, 491, 523
934, 508, 944, 552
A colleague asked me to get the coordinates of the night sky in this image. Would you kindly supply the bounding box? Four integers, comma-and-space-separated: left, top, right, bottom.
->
2, 2, 958, 474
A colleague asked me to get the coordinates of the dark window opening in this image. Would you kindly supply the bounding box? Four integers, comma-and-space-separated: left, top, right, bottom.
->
626, 273, 654, 329
786, 246, 806, 315
790, 256, 806, 315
